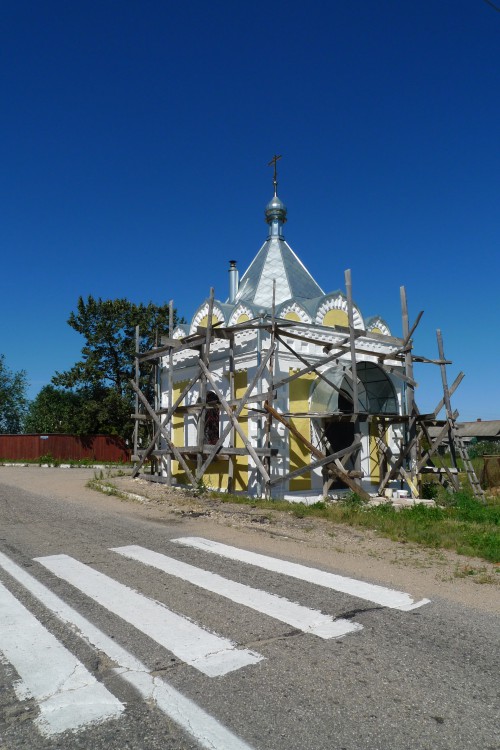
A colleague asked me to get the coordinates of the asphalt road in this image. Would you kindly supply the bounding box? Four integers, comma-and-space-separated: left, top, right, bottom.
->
0, 471, 498, 750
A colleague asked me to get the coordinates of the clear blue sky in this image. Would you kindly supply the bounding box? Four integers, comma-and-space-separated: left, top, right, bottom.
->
1, 1, 499, 420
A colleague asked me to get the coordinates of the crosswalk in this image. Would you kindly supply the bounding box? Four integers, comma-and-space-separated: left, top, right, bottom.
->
111, 544, 363, 639
0, 538, 430, 749
35, 553, 262, 677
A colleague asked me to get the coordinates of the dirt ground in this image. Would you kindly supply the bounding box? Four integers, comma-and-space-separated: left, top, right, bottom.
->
1, 466, 498, 614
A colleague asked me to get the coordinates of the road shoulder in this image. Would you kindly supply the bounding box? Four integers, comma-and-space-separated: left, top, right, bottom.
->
1, 466, 498, 615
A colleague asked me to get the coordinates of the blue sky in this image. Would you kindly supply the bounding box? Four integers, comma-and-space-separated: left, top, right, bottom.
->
1, 1, 499, 420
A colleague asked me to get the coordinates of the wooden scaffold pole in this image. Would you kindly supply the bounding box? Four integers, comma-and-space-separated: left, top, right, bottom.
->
263, 280, 277, 498
435, 331, 485, 500
196, 289, 215, 478
400, 286, 419, 496
166, 299, 174, 485
436, 329, 460, 491
133, 324, 140, 466
345, 269, 362, 476
227, 329, 236, 493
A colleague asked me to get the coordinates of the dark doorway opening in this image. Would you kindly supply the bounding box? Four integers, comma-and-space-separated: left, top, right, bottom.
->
323, 390, 355, 489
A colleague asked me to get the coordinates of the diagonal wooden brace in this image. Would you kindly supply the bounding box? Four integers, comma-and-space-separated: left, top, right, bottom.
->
375, 436, 418, 498
278, 334, 351, 403
377, 429, 419, 495
195, 346, 275, 480
269, 442, 360, 487
432, 372, 464, 419
130, 379, 198, 488
198, 360, 271, 485
417, 421, 453, 471
131, 371, 201, 477
418, 416, 460, 490
264, 402, 370, 500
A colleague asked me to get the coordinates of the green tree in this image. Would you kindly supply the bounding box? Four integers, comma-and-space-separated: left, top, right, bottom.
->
24, 385, 85, 433
51, 296, 181, 439
0, 354, 29, 433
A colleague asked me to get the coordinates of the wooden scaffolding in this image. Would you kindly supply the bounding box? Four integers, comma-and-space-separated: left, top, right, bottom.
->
130, 271, 485, 503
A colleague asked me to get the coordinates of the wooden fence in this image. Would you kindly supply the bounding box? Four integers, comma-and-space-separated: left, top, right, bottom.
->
0, 434, 130, 463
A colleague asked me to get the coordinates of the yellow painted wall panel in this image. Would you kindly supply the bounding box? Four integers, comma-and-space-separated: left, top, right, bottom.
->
233, 370, 248, 492
172, 380, 189, 485
203, 459, 229, 491
289, 371, 315, 491
369, 420, 387, 484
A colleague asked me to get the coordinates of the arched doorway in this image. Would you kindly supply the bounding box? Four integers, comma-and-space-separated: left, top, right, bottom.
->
310, 363, 398, 489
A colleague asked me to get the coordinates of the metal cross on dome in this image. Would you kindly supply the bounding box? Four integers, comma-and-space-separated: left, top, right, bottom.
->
267, 154, 282, 195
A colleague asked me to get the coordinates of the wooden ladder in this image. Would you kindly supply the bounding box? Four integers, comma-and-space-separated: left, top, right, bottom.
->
451, 425, 486, 502
436, 330, 485, 502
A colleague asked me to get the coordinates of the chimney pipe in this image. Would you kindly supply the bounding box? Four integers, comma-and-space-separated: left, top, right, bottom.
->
228, 260, 239, 303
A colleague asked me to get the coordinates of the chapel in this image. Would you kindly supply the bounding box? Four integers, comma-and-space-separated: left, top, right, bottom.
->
158, 164, 409, 500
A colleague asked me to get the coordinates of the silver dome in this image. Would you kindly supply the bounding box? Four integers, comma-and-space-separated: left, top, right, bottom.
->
265, 193, 287, 224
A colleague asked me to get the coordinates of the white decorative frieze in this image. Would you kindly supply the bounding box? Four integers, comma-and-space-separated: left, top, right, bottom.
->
228, 304, 254, 327
277, 301, 312, 324
315, 294, 364, 329
189, 302, 227, 334
366, 317, 392, 337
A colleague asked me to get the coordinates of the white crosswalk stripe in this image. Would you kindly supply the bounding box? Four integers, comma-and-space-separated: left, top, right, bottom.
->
35, 553, 263, 677
172, 537, 431, 611
111, 544, 363, 639
0, 579, 123, 736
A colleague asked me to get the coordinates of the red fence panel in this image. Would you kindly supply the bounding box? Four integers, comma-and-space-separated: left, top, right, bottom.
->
0, 434, 130, 462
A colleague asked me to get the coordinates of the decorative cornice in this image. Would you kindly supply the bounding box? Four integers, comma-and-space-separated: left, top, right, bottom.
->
315, 293, 364, 328
277, 301, 312, 324
366, 317, 392, 336
228, 303, 254, 326
189, 301, 227, 334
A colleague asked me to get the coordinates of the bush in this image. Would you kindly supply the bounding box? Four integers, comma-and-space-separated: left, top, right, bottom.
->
340, 492, 367, 506
421, 481, 439, 500
38, 453, 60, 466
310, 500, 327, 511
468, 440, 500, 459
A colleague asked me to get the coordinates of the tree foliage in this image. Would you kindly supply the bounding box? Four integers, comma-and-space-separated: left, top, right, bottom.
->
0, 354, 29, 434
24, 385, 85, 434
53, 297, 175, 395
48, 296, 181, 439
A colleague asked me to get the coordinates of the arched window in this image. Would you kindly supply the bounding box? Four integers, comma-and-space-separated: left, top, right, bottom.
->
309, 363, 397, 415
204, 391, 220, 445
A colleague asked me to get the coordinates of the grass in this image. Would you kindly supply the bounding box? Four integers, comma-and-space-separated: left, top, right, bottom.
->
204, 488, 500, 564
86, 477, 132, 502
426, 454, 485, 492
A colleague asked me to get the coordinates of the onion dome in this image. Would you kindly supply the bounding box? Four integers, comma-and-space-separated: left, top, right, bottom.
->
265, 193, 287, 225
